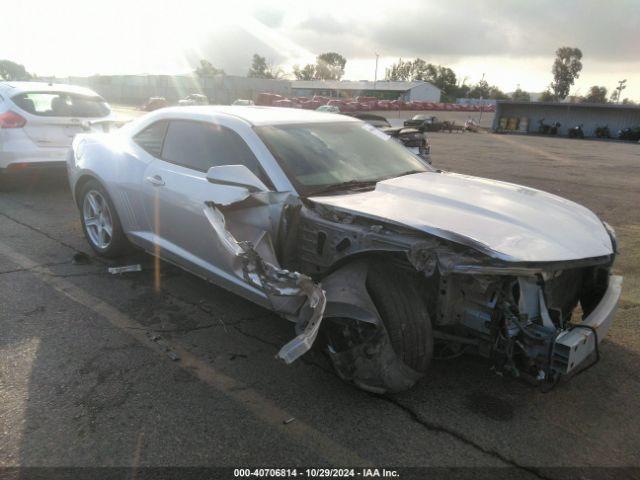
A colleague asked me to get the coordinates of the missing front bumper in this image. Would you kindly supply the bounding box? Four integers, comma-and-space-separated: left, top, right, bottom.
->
552, 275, 623, 374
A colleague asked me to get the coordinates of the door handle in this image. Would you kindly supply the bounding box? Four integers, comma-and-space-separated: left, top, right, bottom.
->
145, 175, 165, 187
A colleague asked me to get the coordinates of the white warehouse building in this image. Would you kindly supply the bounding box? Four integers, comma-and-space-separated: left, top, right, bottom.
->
291, 80, 441, 102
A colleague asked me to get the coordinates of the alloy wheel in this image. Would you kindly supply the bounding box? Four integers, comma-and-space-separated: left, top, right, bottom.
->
82, 190, 113, 249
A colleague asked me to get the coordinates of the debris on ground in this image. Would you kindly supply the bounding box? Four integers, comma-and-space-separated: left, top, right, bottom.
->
283, 417, 295, 425
71, 252, 91, 265
229, 353, 248, 361
108, 264, 142, 274
167, 351, 180, 361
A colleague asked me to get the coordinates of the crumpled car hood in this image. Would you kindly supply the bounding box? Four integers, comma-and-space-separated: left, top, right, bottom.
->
310, 172, 613, 262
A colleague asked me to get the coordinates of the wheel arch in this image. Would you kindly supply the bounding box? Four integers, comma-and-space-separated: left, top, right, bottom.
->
73, 173, 103, 208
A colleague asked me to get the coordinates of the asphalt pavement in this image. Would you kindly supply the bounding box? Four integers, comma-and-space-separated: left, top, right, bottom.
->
1, 131, 639, 479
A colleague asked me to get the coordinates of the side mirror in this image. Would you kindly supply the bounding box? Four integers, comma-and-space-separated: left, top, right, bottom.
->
205, 165, 268, 193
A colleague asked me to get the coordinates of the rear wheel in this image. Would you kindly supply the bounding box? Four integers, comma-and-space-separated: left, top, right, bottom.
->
79, 180, 129, 257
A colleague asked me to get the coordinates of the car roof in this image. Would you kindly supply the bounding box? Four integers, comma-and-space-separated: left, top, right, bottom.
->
155, 105, 361, 126
0, 81, 101, 98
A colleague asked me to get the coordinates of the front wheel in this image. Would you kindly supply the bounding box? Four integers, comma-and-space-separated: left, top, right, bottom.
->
325, 262, 433, 393
79, 180, 130, 257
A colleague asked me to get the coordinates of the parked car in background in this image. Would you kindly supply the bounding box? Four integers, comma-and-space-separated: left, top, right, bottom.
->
0, 81, 116, 176
232, 99, 255, 106
140, 97, 168, 112
404, 114, 443, 132
316, 105, 341, 113
67, 106, 621, 393
179, 94, 209, 106
350, 113, 431, 162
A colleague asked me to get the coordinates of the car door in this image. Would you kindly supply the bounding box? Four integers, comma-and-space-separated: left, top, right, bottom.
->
142, 119, 281, 304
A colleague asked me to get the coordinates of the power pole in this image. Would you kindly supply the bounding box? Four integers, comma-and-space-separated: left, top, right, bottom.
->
478, 73, 486, 124
374, 53, 379, 91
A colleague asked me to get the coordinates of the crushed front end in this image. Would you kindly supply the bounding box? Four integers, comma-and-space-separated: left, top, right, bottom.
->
288, 203, 622, 389
419, 246, 622, 383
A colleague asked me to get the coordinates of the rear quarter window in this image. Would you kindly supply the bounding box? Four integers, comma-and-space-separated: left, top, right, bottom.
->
11, 92, 111, 117
133, 121, 168, 158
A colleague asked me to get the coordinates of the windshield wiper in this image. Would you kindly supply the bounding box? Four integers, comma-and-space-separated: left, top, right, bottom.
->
306, 179, 379, 197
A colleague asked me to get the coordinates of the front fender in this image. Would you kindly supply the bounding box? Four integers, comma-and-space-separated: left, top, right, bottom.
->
320, 260, 381, 325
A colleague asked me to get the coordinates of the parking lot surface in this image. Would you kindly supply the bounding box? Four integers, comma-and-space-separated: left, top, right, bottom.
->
1, 131, 639, 475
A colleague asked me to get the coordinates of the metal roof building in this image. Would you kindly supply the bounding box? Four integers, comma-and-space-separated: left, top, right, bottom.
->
493, 100, 640, 138
291, 80, 441, 102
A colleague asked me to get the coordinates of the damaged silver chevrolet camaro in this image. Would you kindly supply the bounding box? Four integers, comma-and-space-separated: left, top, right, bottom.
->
67, 106, 622, 392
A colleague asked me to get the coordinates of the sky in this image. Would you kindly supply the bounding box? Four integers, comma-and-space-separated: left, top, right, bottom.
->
2, 0, 639, 100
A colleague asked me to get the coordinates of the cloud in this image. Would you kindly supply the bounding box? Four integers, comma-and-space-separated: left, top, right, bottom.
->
253, 7, 286, 28
281, 0, 639, 62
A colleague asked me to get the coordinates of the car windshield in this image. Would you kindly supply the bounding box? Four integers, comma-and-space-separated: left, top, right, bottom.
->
12, 92, 110, 118
255, 122, 433, 196
413, 115, 430, 120
364, 118, 391, 128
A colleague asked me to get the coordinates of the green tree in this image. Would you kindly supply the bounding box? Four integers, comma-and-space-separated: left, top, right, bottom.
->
315, 52, 346, 80
550, 47, 583, 100
432, 66, 457, 93
194, 59, 225, 77
539, 90, 556, 102
293, 64, 316, 80
248, 54, 270, 78
511, 88, 531, 101
0, 60, 32, 81
468, 79, 490, 98
582, 85, 608, 103
385, 58, 412, 81
247, 54, 284, 79
467, 79, 508, 100
385, 58, 459, 99
622, 98, 637, 105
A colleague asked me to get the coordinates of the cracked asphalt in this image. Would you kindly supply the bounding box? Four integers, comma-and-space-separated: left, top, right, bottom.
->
0, 130, 639, 477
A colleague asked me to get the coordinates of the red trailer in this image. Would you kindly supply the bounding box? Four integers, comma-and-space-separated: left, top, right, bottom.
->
256, 92, 283, 106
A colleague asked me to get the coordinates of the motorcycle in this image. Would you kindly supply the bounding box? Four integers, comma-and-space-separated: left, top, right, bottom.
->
618, 127, 640, 142
594, 125, 610, 138
538, 118, 561, 135
568, 124, 584, 139
538, 118, 551, 134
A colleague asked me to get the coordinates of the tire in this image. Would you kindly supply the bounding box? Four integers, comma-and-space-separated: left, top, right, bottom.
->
366, 263, 433, 374
78, 179, 130, 258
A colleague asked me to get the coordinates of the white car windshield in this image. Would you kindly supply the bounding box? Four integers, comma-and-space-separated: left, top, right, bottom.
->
256, 122, 433, 196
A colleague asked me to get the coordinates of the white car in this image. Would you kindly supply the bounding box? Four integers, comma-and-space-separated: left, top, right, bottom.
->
316, 105, 340, 113
0, 81, 115, 175
232, 99, 255, 106
178, 94, 209, 106
67, 106, 621, 392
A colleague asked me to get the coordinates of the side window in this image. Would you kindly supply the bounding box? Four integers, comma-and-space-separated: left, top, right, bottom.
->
162, 120, 271, 187
133, 121, 168, 158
